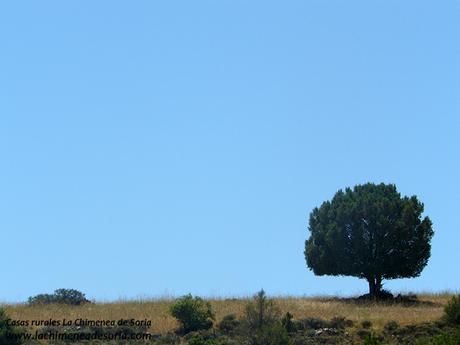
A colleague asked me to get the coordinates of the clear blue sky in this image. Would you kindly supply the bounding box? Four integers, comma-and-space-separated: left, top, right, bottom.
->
1, 1, 459, 302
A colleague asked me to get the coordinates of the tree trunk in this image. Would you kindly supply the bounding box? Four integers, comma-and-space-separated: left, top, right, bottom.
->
368, 279, 375, 298
367, 276, 382, 299
376, 276, 382, 295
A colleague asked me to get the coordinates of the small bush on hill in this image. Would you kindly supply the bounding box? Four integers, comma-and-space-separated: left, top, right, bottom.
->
391, 322, 443, 343
254, 323, 291, 345
53, 288, 89, 304
281, 312, 296, 333
28, 288, 89, 305
241, 291, 292, 345
357, 329, 372, 340
362, 333, 382, 345
170, 294, 215, 334
443, 295, 460, 325
217, 314, 240, 335
244, 290, 280, 331
188, 333, 234, 345
383, 320, 399, 333
430, 326, 460, 345
156, 332, 181, 345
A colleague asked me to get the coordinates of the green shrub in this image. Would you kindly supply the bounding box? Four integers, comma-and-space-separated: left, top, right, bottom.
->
383, 320, 399, 333
188, 334, 234, 345
244, 290, 280, 331
0, 308, 23, 345
170, 294, 215, 334
390, 322, 442, 343
217, 314, 240, 335
281, 312, 296, 333
53, 288, 89, 304
156, 332, 181, 345
254, 323, 291, 345
430, 326, 460, 345
443, 295, 460, 325
362, 333, 382, 345
28, 288, 89, 305
357, 329, 371, 339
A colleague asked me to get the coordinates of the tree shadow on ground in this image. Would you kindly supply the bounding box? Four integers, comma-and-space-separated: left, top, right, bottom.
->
317, 294, 440, 307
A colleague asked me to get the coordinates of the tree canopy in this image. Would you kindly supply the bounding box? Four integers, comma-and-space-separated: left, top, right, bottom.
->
304, 183, 434, 298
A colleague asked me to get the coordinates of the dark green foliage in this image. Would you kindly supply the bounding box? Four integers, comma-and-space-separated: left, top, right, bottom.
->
187, 333, 234, 345
430, 326, 460, 345
217, 314, 240, 335
170, 294, 215, 334
156, 332, 181, 345
53, 288, 88, 305
244, 290, 281, 331
281, 312, 296, 333
28, 293, 52, 304
390, 322, 443, 343
443, 295, 460, 325
0, 308, 23, 345
383, 320, 399, 333
28, 288, 89, 305
361, 320, 372, 329
362, 333, 382, 345
242, 291, 289, 345
305, 183, 434, 298
357, 329, 371, 340
254, 323, 291, 345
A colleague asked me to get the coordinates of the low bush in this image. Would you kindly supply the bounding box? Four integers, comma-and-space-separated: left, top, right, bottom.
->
357, 329, 371, 340
244, 290, 281, 331
254, 323, 291, 345
362, 333, 382, 345
156, 332, 181, 345
217, 314, 240, 335
281, 312, 296, 333
28, 288, 90, 305
430, 326, 460, 345
170, 294, 215, 334
188, 333, 234, 345
391, 322, 443, 343
443, 295, 460, 325
383, 320, 399, 333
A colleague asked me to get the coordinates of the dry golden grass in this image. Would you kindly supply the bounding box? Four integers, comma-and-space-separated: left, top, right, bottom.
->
2, 293, 454, 333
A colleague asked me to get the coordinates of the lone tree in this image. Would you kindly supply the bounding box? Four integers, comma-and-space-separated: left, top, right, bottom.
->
304, 183, 434, 298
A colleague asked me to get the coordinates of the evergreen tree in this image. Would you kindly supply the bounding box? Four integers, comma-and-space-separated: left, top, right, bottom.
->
305, 183, 434, 298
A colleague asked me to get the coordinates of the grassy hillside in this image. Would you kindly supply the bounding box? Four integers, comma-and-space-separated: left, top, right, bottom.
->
3, 293, 454, 334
